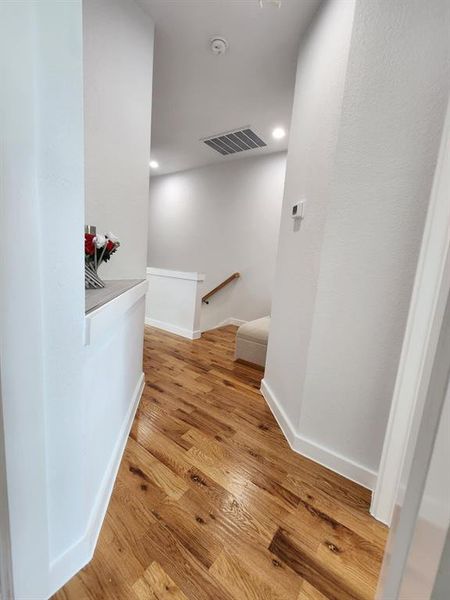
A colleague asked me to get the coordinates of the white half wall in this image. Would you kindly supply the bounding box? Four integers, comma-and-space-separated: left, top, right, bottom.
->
147, 152, 286, 331
264, 0, 450, 490
84, 0, 154, 280
50, 284, 147, 594
145, 268, 204, 339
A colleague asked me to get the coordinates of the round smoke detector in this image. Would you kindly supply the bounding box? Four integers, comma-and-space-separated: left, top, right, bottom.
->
210, 37, 228, 55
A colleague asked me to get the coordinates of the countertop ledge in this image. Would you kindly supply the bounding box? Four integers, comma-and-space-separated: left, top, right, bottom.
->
85, 279, 144, 314
84, 279, 147, 346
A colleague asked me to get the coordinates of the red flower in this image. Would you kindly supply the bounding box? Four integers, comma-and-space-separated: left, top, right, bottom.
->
106, 240, 115, 252
85, 233, 95, 256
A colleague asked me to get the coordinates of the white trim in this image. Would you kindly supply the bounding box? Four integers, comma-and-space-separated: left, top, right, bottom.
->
221, 317, 247, 327
145, 317, 201, 340
260, 379, 297, 446
0, 374, 14, 600
48, 373, 145, 596
376, 287, 450, 597
204, 317, 247, 331
261, 379, 377, 491
371, 98, 450, 525
146, 267, 205, 282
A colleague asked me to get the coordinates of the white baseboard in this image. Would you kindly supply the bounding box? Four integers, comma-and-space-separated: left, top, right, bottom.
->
260, 378, 377, 492
145, 317, 201, 340
48, 373, 145, 597
222, 317, 247, 327
204, 317, 247, 331
260, 379, 298, 446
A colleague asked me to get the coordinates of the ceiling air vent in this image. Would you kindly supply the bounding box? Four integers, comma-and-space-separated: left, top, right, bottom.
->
202, 127, 267, 156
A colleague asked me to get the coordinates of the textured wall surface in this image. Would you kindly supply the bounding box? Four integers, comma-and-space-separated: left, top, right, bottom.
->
297, 0, 450, 474
265, 0, 450, 483
265, 0, 356, 428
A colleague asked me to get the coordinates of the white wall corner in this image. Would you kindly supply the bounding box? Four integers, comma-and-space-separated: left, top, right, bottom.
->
260, 379, 298, 449
261, 378, 377, 492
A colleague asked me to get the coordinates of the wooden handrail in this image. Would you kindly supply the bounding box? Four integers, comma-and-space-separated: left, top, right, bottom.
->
202, 272, 240, 304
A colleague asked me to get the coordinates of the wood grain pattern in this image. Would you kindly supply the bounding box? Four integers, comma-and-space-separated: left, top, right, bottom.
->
132, 562, 188, 600
53, 325, 387, 600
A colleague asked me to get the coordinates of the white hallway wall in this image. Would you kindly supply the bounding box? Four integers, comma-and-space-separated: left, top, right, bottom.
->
0, 3, 59, 596
84, 0, 154, 280
147, 152, 286, 331
264, 0, 450, 488
47, 0, 153, 581
0, 1, 153, 597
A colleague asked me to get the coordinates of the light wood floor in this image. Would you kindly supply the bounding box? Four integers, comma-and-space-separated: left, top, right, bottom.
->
54, 325, 387, 600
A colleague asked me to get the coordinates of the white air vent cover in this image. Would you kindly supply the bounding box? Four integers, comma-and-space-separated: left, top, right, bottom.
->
202, 127, 267, 156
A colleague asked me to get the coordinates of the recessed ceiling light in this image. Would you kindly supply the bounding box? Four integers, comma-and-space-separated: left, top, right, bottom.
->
272, 127, 286, 140
149, 160, 159, 169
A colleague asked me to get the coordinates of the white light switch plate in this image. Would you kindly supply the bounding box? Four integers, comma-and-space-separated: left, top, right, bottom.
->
291, 200, 306, 219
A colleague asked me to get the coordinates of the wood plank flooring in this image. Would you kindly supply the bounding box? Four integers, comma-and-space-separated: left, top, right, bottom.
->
54, 325, 388, 600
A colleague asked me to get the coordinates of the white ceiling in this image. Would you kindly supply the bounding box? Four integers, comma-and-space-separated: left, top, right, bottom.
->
139, 0, 321, 175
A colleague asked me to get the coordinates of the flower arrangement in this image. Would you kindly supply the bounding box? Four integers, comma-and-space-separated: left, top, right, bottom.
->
85, 230, 120, 289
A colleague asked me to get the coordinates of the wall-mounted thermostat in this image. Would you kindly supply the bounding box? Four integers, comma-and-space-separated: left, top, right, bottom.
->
291, 200, 305, 220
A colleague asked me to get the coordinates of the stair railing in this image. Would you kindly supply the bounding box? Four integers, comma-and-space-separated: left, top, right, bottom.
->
202, 272, 240, 304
